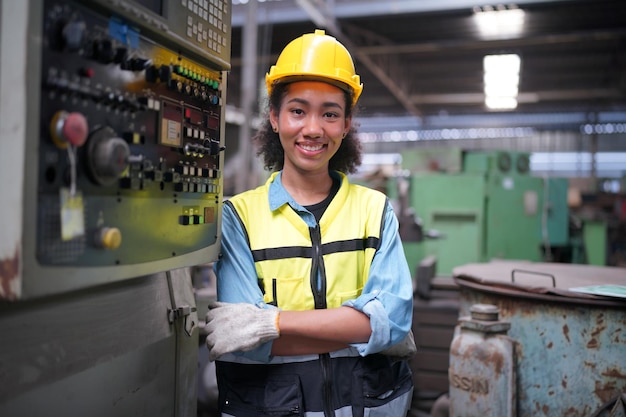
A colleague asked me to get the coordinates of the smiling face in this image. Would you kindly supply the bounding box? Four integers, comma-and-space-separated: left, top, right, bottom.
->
269, 81, 351, 177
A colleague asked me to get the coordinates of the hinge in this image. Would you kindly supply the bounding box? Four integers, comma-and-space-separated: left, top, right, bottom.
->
168, 305, 197, 337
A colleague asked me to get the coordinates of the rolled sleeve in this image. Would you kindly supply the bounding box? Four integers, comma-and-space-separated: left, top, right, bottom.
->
344, 202, 414, 356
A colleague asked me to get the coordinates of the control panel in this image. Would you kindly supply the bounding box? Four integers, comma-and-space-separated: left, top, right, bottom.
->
0, 0, 231, 299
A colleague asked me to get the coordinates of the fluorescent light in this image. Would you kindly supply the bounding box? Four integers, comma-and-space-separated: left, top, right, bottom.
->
484, 83, 519, 97
483, 54, 521, 110
473, 4, 525, 39
483, 53, 521, 73
485, 96, 518, 110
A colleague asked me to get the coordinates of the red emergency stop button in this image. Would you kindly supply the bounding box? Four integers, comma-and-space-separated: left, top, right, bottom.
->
50, 110, 89, 148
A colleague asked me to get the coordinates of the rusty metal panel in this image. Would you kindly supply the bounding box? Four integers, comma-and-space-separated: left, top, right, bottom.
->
454, 262, 626, 417
0, 0, 29, 300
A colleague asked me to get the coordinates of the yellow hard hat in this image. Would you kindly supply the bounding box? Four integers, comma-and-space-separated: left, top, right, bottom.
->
266, 29, 363, 106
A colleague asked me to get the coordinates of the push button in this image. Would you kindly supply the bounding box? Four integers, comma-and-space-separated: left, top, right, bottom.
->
95, 227, 122, 250
50, 111, 89, 148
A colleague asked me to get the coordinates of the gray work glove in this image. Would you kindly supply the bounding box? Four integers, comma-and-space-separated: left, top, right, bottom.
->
204, 301, 280, 361
380, 329, 417, 361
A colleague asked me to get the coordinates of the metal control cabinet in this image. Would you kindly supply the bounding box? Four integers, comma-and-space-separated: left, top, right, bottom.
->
1, 0, 229, 300
0, 269, 200, 417
0, 0, 231, 414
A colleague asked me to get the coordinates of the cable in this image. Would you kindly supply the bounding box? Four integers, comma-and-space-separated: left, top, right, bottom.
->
66, 144, 77, 196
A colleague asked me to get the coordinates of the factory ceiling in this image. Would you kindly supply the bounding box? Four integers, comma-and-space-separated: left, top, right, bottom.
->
227, 0, 626, 130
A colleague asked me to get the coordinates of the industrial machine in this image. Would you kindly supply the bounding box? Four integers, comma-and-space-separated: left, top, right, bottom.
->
0, 0, 230, 414
396, 148, 570, 277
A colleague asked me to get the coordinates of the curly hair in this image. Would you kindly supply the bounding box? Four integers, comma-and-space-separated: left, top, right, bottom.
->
254, 82, 362, 174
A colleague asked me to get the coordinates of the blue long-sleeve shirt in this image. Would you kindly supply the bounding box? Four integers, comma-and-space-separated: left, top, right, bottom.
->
214, 171, 413, 363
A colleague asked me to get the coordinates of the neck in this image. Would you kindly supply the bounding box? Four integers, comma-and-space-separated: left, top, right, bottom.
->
281, 168, 334, 206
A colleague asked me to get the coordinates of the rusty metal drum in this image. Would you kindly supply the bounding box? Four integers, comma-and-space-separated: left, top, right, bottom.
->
451, 261, 626, 417
449, 304, 517, 416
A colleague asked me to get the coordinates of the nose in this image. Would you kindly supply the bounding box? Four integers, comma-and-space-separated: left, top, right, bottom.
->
303, 115, 323, 138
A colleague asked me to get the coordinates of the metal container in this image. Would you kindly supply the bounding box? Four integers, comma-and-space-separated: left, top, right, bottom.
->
452, 261, 626, 417
449, 304, 516, 417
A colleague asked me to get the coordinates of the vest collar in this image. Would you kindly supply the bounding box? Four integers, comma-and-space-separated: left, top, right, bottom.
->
267, 170, 348, 213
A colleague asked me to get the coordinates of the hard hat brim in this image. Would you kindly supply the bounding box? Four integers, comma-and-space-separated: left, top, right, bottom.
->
267, 75, 362, 104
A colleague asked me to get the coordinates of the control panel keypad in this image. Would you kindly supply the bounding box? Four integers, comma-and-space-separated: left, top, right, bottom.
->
182, 0, 228, 54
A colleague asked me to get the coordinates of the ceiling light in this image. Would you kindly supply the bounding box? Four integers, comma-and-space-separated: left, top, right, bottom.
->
483, 54, 521, 110
473, 4, 525, 39
485, 96, 518, 110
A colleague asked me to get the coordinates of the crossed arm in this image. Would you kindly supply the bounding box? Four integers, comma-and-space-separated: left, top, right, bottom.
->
271, 306, 372, 356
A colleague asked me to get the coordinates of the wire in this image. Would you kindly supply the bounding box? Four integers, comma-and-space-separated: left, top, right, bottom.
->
66, 144, 77, 196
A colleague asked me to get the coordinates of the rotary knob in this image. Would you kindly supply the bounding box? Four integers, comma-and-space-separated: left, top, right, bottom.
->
86, 126, 130, 186
46, 7, 86, 51
62, 19, 86, 51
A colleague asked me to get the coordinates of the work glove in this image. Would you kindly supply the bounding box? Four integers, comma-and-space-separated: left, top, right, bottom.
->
380, 330, 417, 361
204, 301, 280, 361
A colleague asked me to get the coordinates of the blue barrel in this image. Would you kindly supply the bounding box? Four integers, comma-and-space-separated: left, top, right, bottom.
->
452, 261, 626, 417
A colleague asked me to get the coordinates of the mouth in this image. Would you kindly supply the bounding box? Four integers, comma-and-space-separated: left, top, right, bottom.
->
297, 142, 326, 152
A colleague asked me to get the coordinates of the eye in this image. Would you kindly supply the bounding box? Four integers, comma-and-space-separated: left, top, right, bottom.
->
290, 108, 305, 116
324, 111, 340, 119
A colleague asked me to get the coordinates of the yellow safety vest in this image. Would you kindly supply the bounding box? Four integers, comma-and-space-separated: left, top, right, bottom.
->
226, 171, 388, 311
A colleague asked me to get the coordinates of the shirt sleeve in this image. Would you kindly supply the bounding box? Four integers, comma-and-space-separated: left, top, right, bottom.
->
343, 200, 414, 356
213, 202, 274, 362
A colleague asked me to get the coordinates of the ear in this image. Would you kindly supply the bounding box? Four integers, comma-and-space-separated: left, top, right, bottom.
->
343, 116, 352, 137
269, 109, 279, 131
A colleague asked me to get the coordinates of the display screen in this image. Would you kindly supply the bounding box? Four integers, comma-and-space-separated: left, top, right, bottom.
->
135, 0, 163, 16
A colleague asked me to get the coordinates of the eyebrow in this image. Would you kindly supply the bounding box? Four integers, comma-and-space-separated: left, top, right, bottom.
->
287, 97, 344, 110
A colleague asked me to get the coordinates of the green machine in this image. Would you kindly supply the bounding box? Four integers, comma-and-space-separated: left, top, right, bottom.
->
396, 148, 569, 276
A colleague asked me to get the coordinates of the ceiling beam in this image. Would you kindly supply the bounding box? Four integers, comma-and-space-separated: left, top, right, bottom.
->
231, 0, 572, 26
293, 0, 423, 118
357, 30, 626, 56
406, 89, 624, 105
230, 28, 626, 66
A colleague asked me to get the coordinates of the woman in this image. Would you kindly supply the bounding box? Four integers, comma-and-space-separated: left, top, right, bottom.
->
205, 29, 415, 417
